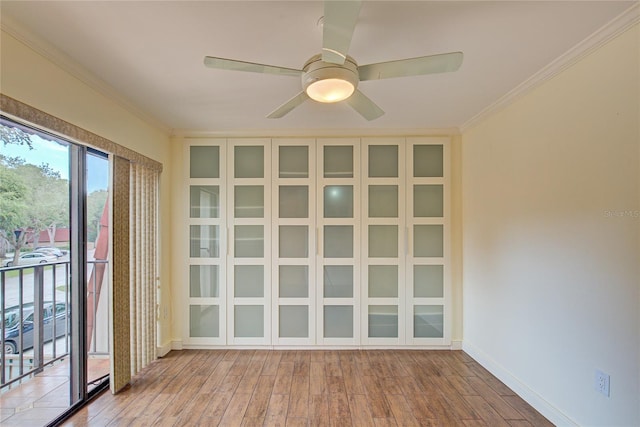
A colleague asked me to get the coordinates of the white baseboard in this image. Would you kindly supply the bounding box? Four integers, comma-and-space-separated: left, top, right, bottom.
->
451, 340, 463, 350
462, 341, 578, 426
177, 344, 458, 351
157, 341, 172, 357
157, 339, 182, 357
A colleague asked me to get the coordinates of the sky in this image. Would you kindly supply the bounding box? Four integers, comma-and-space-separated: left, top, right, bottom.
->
1, 132, 108, 193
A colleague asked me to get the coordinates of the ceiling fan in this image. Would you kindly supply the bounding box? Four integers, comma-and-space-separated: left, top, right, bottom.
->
204, 0, 463, 121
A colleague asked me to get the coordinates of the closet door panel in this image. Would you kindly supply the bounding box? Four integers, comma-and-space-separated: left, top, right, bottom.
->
272, 139, 316, 345
361, 138, 405, 345
186, 138, 227, 345
227, 139, 271, 345
317, 138, 360, 345
406, 137, 450, 345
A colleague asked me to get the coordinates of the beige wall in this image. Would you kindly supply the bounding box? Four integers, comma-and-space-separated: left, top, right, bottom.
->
0, 30, 174, 350
462, 24, 639, 425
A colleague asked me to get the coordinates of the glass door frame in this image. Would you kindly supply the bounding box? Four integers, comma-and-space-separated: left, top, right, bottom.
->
69, 143, 88, 404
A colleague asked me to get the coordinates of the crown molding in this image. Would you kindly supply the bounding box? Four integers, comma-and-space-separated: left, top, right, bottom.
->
171, 127, 461, 139
0, 15, 172, 136
460, 2, 640, 134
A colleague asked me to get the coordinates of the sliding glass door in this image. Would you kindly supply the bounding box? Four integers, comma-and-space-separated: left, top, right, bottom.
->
85, 150, 110, 391
0, 116, 110, 425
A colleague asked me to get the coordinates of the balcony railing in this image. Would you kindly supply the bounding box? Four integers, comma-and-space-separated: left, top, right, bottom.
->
0, 259, 108, 389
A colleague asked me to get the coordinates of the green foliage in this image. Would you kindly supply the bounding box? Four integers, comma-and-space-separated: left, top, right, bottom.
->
87, 190, 108, 243
0, 163, 28, 258
0, 153, 69, 259
0, 165, 28, 255
17, 161, 69, 242
2, 156, 26, 167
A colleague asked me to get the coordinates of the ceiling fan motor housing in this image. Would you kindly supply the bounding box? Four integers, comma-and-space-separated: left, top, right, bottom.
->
302, 54, 359, 99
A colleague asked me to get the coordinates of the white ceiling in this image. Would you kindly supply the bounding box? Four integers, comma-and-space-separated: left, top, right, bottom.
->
1, 1, 636, 133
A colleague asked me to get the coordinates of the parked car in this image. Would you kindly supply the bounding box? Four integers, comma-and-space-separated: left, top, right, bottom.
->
35, 246, 65, 257
2, 252, 58, 267
3, 302, 69, 354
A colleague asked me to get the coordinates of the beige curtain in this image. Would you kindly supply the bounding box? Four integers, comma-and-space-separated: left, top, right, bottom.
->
111, 156, 131, 393
129, 162, 158, 374
111, 157, 159, 393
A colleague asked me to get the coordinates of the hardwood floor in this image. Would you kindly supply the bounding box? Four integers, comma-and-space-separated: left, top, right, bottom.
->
62, 350, 553, 427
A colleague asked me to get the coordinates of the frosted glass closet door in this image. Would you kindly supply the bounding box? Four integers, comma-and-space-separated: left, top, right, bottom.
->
317, 139, 360, 345
361, 139, 405, 344
406, 137, 450, 345
228, 140, 271, 345
186, 139, 226, 345
272, 140, 316, 345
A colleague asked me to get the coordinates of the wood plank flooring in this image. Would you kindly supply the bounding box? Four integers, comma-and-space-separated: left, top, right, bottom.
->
62, 350, 553, 427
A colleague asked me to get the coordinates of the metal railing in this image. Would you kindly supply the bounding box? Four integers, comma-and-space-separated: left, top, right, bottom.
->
0, 259, 108, 389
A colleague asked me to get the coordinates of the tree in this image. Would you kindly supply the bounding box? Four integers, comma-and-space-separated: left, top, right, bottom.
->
1, 125, 33, 149
87, 190, 108, 243
0, 155, 69, 263
18, 162, 69, 247
0, 163, 28, 259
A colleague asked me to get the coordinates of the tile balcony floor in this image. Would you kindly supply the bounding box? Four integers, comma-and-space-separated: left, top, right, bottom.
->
0, 356, 109, 426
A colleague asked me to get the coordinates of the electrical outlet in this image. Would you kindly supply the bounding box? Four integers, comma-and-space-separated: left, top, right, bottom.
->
594, 369, 610, 397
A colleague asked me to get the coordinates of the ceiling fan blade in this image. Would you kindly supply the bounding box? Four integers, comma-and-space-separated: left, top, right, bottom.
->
345, 90, 384, 121
358, 52, 463, 81
204, 56, 302, 77
267, 91, 310, 119
322, 0, 361, 64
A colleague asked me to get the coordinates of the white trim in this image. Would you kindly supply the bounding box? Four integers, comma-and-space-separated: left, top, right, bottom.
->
450, 340, 462, 350
463, 341, 579, 427
156, 339, 183, 355
461, 3, 640, 133
179, 344, 457, 351
0, 15, 171, 135
157, 341, 174, 357
173, 128, 461, 139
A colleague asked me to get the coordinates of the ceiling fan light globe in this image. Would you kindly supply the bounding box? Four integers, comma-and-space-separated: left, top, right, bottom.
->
306, 78, 355, 103
302, 55, 359, 104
